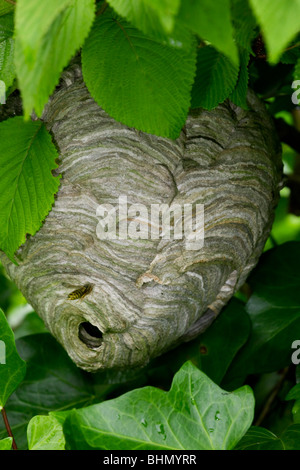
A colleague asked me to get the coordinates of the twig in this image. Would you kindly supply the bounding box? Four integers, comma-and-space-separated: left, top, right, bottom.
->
1, 407, 17, 450
254, 367, 290, 427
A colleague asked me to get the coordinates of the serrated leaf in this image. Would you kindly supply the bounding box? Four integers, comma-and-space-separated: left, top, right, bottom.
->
0, 437, 12, 450
249, 0, 300, 63
0, 117, 61, 261
223, 242, 300, 388
107, 0, 181, 37
191, 46, 239, 110
82, 13, 196, 139
27, 415, 65, 450
231, 0, 257, 52
0, 308, 26, 408
0, 12, 13, 42
0, 1, 14, 17
0, 13, 15, 90
64, 361, 254, 450
14, 0, 95, 117
178, 0, 238, 64
229, 50, 250, 109
0, 38, 15, 90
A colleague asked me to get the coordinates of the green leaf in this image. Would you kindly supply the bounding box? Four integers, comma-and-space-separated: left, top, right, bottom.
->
0, 308, 26, 408
82, 13, 196, 139
191, 46, 239, 110
223, 242, 300, 387
27, 414, 65, 450
0, 334, 97, 449
0, 12, 13, 42
280, 46, 300, 65
229, 50, 250, 109
231, 0, 257, 52
0, 14, 15, 90
107, 0, 181, 37
235, 426, 284, 450
286, 383, 300, 401
294, 58, 300, 81
280, 424, 300, 450
0, 117, 61, 261
249, 0, 300, 63
64, 361, 254, 450
0, 38, 15, 90
152, 298, 251, 385
0, 437, 12, 450
178, 0, 238, 64
0, 1, 14, 17
15, 0, 95, 117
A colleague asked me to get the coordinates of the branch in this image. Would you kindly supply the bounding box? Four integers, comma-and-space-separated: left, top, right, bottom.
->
1, 408, 17, 450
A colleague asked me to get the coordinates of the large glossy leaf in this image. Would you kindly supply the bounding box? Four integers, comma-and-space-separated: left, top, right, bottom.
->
148, 297, 251, 386
0, 334, 96, 449
82, 13, 196, 139
64, 361, 254, 450
0, 308, 26, 408
223, 242, 300, 388
0, 117, 61, 261
235, 426, 284, 450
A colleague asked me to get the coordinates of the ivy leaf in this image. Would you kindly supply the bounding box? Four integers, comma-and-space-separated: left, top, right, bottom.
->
149, 297, 251, 386
27, 414, 65, 450
191, 46, 239, 110
0, 308, 26, 408
223, 242, 300, 388
64, 361, 254, 450
249, 0, 300, 63
0, 117, 61, 261
0, 437, 12, 450
14, 0, 95, 117
178, 0, 238, 64
0, 334, 97, 449
235, 426, 284, 450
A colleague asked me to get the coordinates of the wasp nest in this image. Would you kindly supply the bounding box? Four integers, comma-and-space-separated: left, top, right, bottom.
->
1, 67, 282, 371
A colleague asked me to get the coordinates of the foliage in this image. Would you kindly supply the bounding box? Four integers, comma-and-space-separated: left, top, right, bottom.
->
0, 0, 299, 451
